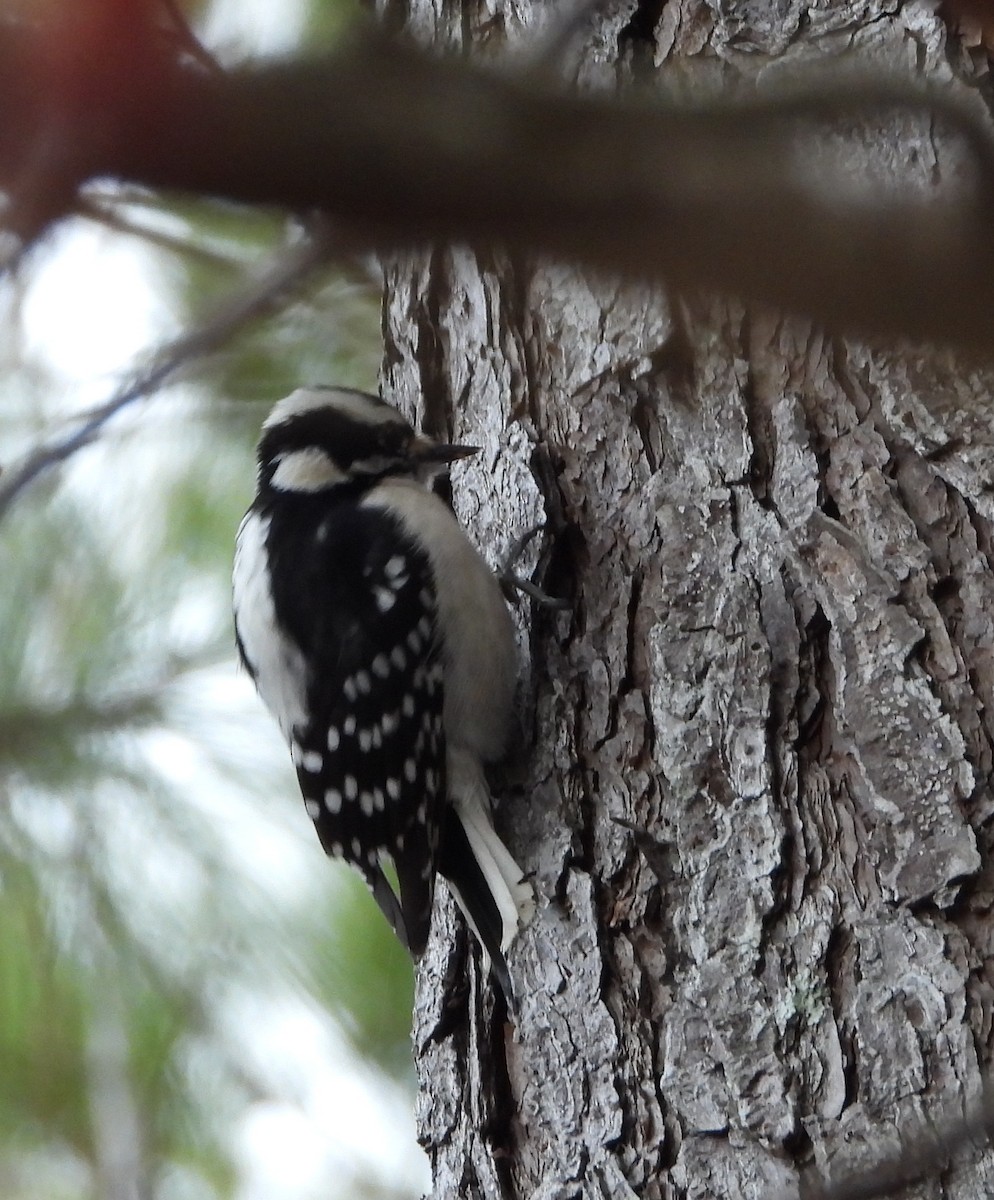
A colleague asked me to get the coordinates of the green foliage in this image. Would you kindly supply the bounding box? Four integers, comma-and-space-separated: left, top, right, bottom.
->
0, 861, 90, 1148
304, 0, 368, 47
307, 871, 416, 1081
206, 272, 381, 406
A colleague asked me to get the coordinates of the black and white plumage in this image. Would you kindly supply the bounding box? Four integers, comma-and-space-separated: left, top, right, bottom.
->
232, 386, 533, 998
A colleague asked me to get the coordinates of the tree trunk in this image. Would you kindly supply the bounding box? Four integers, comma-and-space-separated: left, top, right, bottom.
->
380, 2, 994, 1196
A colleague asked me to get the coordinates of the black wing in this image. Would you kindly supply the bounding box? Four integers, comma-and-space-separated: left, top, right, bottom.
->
265, 495, 445, 955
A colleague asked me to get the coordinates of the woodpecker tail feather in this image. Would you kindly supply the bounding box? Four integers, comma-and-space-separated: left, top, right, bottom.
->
360, 862, 411, 948
438, 750, 534, 1006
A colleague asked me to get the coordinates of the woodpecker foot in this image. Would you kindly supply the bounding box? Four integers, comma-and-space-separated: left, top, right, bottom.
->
500, 525, 571, 610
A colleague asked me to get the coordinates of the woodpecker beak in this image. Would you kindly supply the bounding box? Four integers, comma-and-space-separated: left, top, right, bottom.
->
411, 436, 480, 466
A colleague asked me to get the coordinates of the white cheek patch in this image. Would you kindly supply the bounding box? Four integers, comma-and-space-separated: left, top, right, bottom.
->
271, 448, 345, 492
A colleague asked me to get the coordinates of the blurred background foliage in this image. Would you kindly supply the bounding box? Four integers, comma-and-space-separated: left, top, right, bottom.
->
0, 1, 428, 1198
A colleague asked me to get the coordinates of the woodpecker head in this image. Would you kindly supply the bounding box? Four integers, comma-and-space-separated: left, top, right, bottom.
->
256, 387, 479, 495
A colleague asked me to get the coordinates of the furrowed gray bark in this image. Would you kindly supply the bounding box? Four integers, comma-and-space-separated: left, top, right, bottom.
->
381, 1, 994, 1197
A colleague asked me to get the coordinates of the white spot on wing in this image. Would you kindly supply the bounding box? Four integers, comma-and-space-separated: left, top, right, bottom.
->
372, 653, 390, 678
374, 586, 395, 612
326, 789, 342, 814
328, 726, 340, 751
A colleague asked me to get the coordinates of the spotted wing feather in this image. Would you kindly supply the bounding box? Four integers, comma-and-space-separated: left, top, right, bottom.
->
263, 497, 446, 955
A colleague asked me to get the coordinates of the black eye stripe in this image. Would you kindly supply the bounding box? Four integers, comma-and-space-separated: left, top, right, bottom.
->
259, 410, 411, 474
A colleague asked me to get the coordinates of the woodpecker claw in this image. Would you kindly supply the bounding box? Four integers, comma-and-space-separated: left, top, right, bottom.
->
499, 523, 570, 609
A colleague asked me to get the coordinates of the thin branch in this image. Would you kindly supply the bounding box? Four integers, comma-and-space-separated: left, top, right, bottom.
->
0, 221, 333, 519
76, 196, 244, 269
156, 0, 223, 76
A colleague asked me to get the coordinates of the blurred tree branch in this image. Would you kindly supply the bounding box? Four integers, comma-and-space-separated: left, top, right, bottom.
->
1, 9, 994, 351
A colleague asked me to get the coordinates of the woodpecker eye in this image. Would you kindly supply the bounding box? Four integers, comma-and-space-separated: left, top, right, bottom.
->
349, 453, 400, 477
